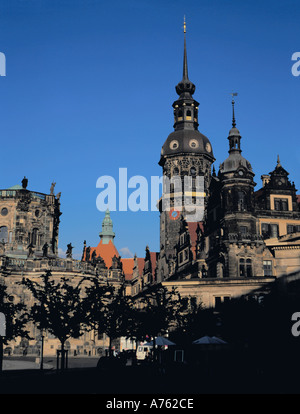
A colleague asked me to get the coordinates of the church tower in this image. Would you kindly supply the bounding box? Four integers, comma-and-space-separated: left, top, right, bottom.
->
157, 20, 215, 282
99, 208, 115, 244
206, 96, 265, 278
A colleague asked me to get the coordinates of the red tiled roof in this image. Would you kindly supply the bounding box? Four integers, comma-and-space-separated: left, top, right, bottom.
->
136, 258, 145, 276
83, 240, 119, 268
121, 257, 145, 281
121, 258, 135, 281
150, 252, 157, 280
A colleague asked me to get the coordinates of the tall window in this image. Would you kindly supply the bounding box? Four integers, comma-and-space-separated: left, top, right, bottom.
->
246, 259, 252, 277
31, 228, 38, 246
263, 260, 273, 276
237, 191, 246, 211
0, 226, 8, 243
239, 258, 245, 277
240, 258, 252, 277
261, 223, 279, 239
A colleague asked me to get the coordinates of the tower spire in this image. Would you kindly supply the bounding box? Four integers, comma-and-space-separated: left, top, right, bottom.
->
228, 93, 242, 153
231, 92, 238, 127
175, 18, 195, 97
277, 154, 281, 167
183, 16, 188, 81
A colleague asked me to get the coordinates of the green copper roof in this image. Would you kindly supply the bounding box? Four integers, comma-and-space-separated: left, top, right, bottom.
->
8, 185, 22, 190
99, 209, 115, 244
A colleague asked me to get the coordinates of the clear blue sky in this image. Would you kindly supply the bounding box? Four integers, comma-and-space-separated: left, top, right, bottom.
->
0, 0, 299, 259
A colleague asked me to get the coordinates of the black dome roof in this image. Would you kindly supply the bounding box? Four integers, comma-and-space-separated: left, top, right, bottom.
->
160, 129, 214, 161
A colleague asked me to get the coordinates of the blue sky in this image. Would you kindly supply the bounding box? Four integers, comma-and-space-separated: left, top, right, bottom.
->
0, 0, 299, 259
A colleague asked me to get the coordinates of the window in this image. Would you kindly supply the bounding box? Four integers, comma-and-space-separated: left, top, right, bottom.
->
237, 191, 246, 211
180, 234, 186, 245
239, 258, 245, 277
240, 226, 247, 236
246, 259, 252, 277
215, 296, 222, 309
186, 109, 192, 120
274, 198, 288, 211
261, 223, 279, 239
1, 208, 8, 216
0, 226, 8, 243
270, 224, 279, 238
184, 249, 188, 260
240, 258, 252, 277
263, 260, 273, 276
31, 228, 38, 246
179, 252, 183, 264
287, 224, 300, 234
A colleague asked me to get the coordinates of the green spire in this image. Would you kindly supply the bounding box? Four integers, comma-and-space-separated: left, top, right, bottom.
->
99, 209, 115, 244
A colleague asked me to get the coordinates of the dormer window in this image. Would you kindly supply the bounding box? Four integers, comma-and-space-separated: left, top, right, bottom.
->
274, 198, 288, 211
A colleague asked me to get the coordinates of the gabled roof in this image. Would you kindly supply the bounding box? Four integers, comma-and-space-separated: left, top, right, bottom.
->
121, 257, 145, 281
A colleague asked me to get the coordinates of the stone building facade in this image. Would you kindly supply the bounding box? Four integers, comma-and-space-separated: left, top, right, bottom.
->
153, 30, 300, 308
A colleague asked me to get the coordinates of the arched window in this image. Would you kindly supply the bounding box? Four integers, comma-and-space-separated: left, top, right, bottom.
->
177, 110, 183, 121
31, 228, 38, 246
0, 226, 8, 243
186, 109, 192, 120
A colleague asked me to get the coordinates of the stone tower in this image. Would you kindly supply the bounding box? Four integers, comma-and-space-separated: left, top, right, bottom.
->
206, 96, 265, 278
157, 22, 215, 282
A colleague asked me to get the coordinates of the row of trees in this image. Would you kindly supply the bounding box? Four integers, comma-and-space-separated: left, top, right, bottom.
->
0, 271, 209, 372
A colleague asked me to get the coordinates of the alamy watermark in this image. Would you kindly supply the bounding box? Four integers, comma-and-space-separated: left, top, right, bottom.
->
291, 312, 300, 336
0, 52, 6, 76
96, 168, 205, 222
0, 312, 6, 337
291, 52, 300, 76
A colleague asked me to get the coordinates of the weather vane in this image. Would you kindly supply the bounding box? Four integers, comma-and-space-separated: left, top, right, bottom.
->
230, 92, 238, 102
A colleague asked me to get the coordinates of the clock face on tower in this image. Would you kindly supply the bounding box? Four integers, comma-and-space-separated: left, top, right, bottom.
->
277, 178, 284, 186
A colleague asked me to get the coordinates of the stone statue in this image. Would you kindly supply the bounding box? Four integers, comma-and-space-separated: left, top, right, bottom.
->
42, 242, 49, 257
50, 182, 56, 195
56, 192, 61, 201
66, 243, 73, 259
91, 250, 97, 264
27, 243, 34, 258
201, 265, 207, 278
22, 176, 28, 189
85, 246, 91, 262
